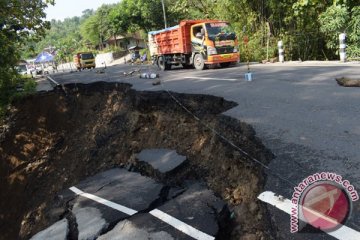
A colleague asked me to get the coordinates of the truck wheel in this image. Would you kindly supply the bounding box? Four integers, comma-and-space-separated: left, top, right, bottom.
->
194, 54, 205, 70
220, 62, 231, 68
158, 56, 171, 71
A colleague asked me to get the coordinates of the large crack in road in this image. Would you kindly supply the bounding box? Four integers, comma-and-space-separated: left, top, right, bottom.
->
0, 82, 275, 239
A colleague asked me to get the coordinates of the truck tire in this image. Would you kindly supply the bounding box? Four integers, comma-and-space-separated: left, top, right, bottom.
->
158, 56, 171, 71
194, 54, 205, 70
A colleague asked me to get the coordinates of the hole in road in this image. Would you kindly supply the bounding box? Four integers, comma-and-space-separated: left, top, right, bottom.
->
0, 82, 275, 239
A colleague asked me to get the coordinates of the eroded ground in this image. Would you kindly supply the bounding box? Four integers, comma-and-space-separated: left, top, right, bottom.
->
0, 82, 274, 240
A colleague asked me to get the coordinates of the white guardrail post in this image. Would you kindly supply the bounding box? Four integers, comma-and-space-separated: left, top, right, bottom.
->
278, 40, 284, 63
339, 33, 346, 62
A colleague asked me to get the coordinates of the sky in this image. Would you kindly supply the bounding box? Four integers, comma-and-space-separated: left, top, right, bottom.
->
45, 0, 120, 21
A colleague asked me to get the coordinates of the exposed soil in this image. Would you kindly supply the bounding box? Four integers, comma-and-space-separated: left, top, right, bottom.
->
0, 82, 275, 240
335, 77, 360, 87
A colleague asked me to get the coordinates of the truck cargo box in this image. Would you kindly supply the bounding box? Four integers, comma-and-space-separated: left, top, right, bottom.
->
149, 20, 239, 70
149, 20, 208, 56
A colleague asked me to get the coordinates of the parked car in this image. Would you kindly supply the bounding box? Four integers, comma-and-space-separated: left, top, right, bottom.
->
15, 64, 28, 75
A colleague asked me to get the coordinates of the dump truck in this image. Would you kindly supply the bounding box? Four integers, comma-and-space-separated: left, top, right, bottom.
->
148, 20, 239, 70
73, 52, 96, 70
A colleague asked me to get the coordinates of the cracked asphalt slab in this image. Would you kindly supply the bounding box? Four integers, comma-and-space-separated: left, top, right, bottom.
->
33, 168, 226, 239
30, 219, 69, 240
136, 148, 187, 174
45, 61, 360, 239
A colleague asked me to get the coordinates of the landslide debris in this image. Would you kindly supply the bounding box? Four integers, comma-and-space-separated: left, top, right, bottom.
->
0, 82, 274, 240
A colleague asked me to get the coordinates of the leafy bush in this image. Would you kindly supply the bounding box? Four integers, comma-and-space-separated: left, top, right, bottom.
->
0, 75, 37, 117
319, 5, 349, 51
239, 30, 278, 62
0, 0, 52, 118
347, 45, 360, 59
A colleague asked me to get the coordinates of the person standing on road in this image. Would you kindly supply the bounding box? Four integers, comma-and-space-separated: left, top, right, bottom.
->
141, 53, 147, 64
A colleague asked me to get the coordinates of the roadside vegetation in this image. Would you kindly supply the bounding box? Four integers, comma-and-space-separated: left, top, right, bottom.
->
23, 0, 360, 63
0, 0, 54, 117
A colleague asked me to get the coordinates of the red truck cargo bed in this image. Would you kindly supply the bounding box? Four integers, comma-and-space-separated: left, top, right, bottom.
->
153, 24, 189, 55
151, 20, 218, 55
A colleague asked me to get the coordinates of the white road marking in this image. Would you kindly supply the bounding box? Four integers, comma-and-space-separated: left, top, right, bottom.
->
69, 186, 83, 195
258, 191, 360, 240
183, 76, 238, 81
69, 186, 138, 216
69, 186, 215, 240
150, 209, 214, 240
46, 76, 60, 86
303, 188, 338, 208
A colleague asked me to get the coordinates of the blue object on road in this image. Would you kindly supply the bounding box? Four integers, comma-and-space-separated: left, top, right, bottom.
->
34, 52, 54, 63
141, 53, 147, 62
245, 72, 252, 81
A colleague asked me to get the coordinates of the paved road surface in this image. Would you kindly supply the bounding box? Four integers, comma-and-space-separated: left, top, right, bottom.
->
46, 61, 360, 239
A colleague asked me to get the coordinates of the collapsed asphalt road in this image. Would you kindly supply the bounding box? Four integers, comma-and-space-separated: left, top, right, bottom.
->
0, 82, 274, 239
3, 61, 360, 240
31, 166, 226, 240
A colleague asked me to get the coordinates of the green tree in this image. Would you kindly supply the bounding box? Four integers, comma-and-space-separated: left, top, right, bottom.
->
109, 0, 173, 33
80, 15, 100, 45
81, 9, 94, 22
319, 5, 349, 51
80, 4, 115, 49
0, 0, 54, 115
347, 6, 360, 58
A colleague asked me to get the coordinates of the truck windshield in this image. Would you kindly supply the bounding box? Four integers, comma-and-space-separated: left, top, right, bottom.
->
81, 53, 94, 60
206, 22, 236, 41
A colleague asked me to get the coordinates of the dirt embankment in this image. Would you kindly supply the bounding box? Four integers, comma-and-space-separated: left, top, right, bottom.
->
0, 82, 275, 240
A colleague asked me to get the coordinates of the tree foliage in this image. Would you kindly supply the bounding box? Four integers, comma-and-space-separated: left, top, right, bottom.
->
109, 0, 175, 33
0, 0, 53, 115
21, 0, 360, 64
80, 4, 115, 49
319, 5, 349, 50
346, 6, 360, 58
80, 15, 100, 46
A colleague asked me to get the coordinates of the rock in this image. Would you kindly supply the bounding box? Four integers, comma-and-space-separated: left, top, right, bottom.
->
73, 207, 108, 240
152, 79, 161, 85
30, 219, 68, 240
136, 148, 187, 174
97, 219, 174, 240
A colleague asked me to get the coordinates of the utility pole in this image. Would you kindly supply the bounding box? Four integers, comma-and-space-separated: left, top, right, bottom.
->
99, 9, 104, 51
161, 0, 167, 28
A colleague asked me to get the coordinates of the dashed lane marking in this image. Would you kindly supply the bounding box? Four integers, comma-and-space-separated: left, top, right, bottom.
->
69, 186, 215, 240
258, 191, 360, 240
69, 186, 137, 216
150, 209, 214, 240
